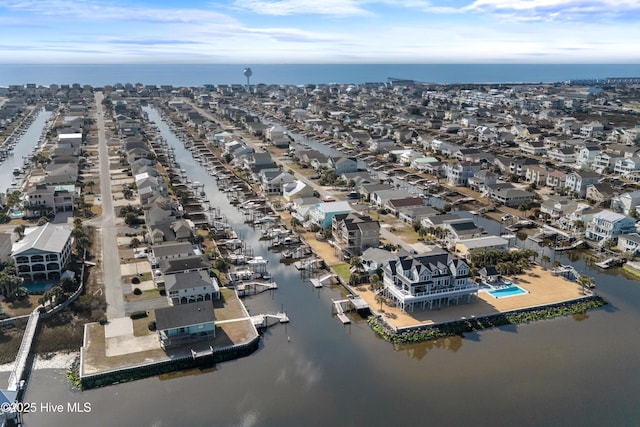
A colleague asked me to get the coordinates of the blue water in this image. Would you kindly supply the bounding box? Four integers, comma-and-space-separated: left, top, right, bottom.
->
488, 284, 527, 298
25, 282, 56, 294
1, 64, 640, 86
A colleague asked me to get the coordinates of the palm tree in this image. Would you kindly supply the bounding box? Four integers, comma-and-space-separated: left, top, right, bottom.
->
577, 275, 595, 295
13, 224, 26, 239
350, 256, 364, 273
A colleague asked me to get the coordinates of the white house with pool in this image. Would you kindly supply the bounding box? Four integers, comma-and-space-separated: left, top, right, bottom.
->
382, 248, 478, 312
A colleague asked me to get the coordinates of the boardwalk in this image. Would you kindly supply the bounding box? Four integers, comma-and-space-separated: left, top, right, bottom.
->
7, 310, 40, 391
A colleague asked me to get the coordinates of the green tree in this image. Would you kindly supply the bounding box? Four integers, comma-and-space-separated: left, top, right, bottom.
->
13, 224, 26, 239
577, 275, 595, 295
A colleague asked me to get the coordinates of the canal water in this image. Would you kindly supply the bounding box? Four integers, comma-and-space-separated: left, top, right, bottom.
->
0, 108, 52, 193
23, 108, 640, 427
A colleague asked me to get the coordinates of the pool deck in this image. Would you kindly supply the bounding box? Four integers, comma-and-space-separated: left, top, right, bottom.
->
354, 265, 588, 330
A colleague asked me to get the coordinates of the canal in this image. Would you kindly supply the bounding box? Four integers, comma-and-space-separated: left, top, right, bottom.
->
0, 108, 52, 193
22, 108, 640, 427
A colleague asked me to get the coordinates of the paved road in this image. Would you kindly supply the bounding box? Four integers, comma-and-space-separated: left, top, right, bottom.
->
95, 92, 126, 319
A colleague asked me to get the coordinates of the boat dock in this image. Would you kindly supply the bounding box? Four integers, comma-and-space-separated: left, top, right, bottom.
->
236, 281, 278, 297
332, 295, 370, 324
251, 312, 289, 328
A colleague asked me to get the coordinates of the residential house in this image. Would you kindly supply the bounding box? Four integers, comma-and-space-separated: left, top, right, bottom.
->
613, 157, 640, 181
444, 162, 482, 186
546, 170, 568, 190
519, 141, 546, 156
165, 270, 220, 305
398, 206, 438, 225
576, 145, 601, 168
360, 247, 397, 274
486, 183, 534, 207
454, 236, 509, 257
154, 300, 216, 350
566, 171, 600, 197
612, 190, 640, 216
585, 183, 616, 206
541, 196, 578, 218
585, 210, 636, 243
331, 212, 380, 257
12, 223, 72, 282
384, 197, 427, 217
308, 201, 352, 228
260, 170, 295, 195
282, 180, 314, 202
329, 157, 358, 175
524, 165, 548, 187
382, 249, 477, 312
468, 170, 497, 193
617, 233, 640, 254
547, 147, 577, 164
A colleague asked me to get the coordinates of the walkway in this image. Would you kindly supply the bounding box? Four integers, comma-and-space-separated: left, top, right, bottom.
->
6, 310, 40, 391
95, 92, 125, 319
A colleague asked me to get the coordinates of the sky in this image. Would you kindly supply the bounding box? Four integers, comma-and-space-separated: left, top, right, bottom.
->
0, 0, 639, 63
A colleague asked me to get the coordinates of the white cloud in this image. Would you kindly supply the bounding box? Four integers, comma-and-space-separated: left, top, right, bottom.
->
466, 0, 640, 20
232, 0, 370, 16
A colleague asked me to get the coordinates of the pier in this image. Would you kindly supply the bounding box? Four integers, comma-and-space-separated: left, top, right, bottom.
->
332, 295, 370, 324
251, 312, 290, 328
6, 310, 40, 392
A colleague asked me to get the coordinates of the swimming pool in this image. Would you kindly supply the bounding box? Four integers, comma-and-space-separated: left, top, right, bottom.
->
25, 282, 56, 294
488, 285, 527, 299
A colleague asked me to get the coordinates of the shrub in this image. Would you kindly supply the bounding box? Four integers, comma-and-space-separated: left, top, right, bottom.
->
131, 277, 140, 284
133, 287, 142, 295
148, 321, 156, 332
129, 310, 148, 320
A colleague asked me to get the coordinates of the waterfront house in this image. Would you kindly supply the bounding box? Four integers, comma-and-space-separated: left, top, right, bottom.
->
165, 270, 220, 305
282, 180, 314, 202
308, 201, 352, 229
541, 196, 578, 218
360, 247, 397, 274
454, 236, 509, 257
617, 233, 640, 254
11, 223, 72, 282
382, 249, 477, 312
331, 212, 380, 258
154, 300, 216, 350
154, 254, 211, 288
442, 218, 482, 246
149, 242, 200, 266
585, 210, 636, 244
611, 190, 640, 216
259, 170, 295, 195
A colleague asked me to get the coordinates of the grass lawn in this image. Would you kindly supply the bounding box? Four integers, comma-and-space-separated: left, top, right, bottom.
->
333, 263, 351, 282
124, 289, 161, 302
132, 312, 156, 337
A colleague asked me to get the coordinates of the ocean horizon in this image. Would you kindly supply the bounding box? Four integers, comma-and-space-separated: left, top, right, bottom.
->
1, 63, 640, 87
